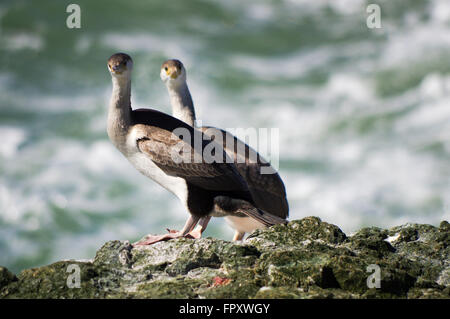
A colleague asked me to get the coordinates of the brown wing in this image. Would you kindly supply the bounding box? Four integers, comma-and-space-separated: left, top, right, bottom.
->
131, 109, 250, 194
200, 126, 289, 219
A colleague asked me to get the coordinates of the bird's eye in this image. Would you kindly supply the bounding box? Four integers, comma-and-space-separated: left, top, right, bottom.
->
164, 67, 168, 71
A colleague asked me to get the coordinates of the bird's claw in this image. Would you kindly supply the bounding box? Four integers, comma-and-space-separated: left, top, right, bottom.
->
132, 230, 196, 246
166, 228, 197, 239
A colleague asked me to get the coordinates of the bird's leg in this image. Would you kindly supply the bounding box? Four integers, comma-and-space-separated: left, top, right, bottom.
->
187, 216, 211, 239
232, 231, 245, 241
133, 215, 200, 246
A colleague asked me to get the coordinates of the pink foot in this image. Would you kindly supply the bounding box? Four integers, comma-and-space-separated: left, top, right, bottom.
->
166, 228, 196, 239
132, 230, 195, 246
187, 228, 202, 239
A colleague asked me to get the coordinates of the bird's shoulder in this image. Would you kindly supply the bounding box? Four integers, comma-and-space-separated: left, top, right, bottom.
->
131, 108, 194, 134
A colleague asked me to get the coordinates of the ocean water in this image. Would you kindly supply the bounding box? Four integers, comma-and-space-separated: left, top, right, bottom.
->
0, 0, 449, 273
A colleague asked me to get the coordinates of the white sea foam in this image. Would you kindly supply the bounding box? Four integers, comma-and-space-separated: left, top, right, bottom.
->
0, 126, 26, 158
2, 33, 44, 51
378, 21, 450, 69
431, 0, 450, 23
420, 73, 450, 100
0, 79, 104, 113
101, 33, 200, 66
230, 47, 335, 79
282, 0, 366, 15
74, 35, 93, 54
245, 3, 274, 22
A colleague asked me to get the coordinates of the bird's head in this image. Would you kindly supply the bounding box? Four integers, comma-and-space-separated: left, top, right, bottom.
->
107, 53, 133, 79
160, 59, 186, 87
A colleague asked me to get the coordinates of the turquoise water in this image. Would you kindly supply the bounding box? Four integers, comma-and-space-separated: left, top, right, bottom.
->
0, 0, 449, 273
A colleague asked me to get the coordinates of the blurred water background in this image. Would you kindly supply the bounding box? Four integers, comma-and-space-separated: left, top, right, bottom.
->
0, 0, 449, 273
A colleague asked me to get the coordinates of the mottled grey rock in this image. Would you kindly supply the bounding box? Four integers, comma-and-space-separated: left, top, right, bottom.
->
1, 217, 449, 299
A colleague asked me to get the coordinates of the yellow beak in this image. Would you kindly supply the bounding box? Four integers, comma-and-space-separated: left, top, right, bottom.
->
166, 67, 178, 79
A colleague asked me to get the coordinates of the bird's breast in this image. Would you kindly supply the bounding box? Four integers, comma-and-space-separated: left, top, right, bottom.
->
127, 152, 188, 204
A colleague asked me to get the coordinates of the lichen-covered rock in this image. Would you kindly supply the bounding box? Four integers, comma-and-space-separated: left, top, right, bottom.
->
0, 217, 449, 299
0, 267, 16, 289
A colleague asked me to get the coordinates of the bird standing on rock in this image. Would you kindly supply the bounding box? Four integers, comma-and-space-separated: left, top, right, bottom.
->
160, 59, 289, 240
106, 52, 287, 245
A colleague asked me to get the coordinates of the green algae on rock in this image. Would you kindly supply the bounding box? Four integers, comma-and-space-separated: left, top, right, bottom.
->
0, 267, 16, 289
0, 217, 449, 299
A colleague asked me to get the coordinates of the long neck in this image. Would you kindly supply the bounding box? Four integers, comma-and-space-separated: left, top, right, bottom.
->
168, 82, 196, 127
107, 75, 132, 151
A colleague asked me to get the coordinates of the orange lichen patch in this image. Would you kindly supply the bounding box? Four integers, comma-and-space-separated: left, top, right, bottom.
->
211, 276, 232, 287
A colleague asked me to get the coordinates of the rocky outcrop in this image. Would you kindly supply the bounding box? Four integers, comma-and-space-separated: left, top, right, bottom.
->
1, 217, 449, 298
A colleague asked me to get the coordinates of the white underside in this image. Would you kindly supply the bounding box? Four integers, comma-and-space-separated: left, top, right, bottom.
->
224, 215, 265, 234
128, 152, 188, 204
126, 129, 188, 205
